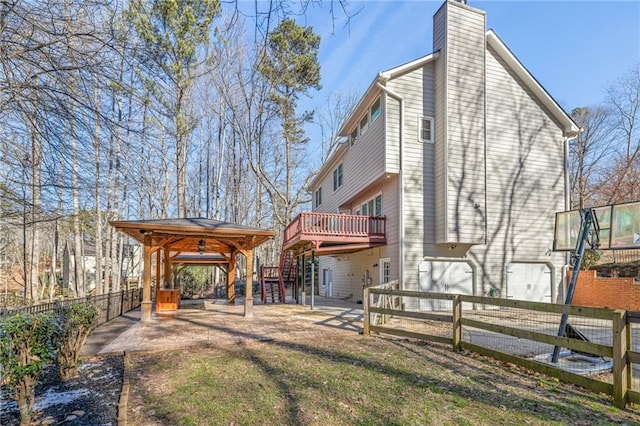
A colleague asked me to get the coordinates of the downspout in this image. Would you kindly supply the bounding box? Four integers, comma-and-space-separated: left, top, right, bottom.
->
376, 80, 405, 287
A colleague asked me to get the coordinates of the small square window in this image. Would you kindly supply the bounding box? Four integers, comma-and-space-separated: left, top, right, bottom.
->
419, 116, 434, 143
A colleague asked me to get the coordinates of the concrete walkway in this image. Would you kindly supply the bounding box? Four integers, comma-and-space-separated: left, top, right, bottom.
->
82, 297, 364, 356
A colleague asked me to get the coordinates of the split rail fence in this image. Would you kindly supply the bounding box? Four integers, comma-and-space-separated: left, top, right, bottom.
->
364, 285, 640, 409
0, 288, 143, 326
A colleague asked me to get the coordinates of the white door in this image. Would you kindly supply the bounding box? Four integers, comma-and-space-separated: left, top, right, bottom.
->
507, 263, 552, 302
418, 261, 474, 311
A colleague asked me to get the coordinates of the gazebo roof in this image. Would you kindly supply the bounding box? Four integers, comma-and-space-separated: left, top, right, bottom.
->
110, 218, 276, 254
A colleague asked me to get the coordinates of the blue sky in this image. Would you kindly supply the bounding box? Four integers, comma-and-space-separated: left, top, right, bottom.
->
289, 0, 640, 161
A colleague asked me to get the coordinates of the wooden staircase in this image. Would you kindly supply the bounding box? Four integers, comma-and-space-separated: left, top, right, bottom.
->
260, 250, 297, 304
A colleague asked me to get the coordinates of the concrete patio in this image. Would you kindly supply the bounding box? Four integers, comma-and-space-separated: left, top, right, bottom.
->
82, 297, 364, 356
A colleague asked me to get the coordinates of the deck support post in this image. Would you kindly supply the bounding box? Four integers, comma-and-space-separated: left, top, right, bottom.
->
310, 251, 315, 310
301, 252, 306, 306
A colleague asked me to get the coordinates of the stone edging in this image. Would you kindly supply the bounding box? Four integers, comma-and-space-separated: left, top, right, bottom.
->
118, 351, 130, 426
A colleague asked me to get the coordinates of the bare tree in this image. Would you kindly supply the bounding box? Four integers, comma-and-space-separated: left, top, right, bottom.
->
569, 106, 616, 208
600, 65, 640, 204
316, 90, 359, 160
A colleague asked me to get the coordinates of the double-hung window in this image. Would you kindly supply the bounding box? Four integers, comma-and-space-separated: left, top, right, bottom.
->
314, 187, 322, 208
333, 164, 343, 191
419, 115, 434, 143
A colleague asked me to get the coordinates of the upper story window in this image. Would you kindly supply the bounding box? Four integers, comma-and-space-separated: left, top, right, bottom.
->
314, 187, 322, 208
349, 96, 382, 145
349, 128, 358, 146
370, 97, 381, 122
332, 164, 343, 191
419, 115, 434, 143
359, 115, 368, 136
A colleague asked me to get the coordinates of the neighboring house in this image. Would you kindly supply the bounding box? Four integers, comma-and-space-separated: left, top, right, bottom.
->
281, 0, 579, 309
63, 240, 142, 293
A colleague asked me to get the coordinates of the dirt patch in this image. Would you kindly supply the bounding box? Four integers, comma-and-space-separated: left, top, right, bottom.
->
0, 355, 122, 425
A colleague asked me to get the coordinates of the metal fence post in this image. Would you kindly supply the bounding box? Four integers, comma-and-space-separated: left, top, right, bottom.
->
363, 286, 370, 336
452, 295, 462, 351
120, 290, 125, 316
612, 309, 628, 409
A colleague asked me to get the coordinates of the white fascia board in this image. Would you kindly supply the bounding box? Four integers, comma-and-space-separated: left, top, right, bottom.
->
486, 30, 580, 137
379, 52, 439, 80
337, 78, 383, 136
338, 52, 439, 136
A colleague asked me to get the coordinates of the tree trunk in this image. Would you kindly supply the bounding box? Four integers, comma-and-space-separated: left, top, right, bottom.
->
94, 88, 103, 294
71, 114, 84, 297
17, 376, 36, 426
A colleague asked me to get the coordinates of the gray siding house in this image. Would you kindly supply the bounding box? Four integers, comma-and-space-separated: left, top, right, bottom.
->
284, 0, 579, 308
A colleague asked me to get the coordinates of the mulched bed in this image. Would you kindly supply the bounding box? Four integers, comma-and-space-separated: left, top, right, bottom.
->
0, 355, 123, 426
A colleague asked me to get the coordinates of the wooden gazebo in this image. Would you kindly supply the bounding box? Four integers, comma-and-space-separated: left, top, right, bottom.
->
110, 218, 276, 322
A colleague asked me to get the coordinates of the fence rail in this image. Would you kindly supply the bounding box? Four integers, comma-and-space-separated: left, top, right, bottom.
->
0, 289, 143, 326
363, 286, 638, 408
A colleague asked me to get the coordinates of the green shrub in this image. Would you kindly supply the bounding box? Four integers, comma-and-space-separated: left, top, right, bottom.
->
581, 249, 602, 270
56, 303, 100, 380
0, 311, 62, 426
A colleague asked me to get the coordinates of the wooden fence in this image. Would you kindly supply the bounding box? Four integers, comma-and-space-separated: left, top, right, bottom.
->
0, 289, 143, 326
363, 286, 640, 409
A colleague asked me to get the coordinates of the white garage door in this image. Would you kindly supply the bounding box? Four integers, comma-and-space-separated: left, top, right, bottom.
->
418, 261, 474, 311
507, 263, 552, 302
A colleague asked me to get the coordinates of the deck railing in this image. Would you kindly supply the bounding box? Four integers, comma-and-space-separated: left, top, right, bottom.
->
283, 212, 386, 249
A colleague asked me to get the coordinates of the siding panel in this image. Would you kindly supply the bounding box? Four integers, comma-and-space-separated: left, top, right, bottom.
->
470, 43, 567, 298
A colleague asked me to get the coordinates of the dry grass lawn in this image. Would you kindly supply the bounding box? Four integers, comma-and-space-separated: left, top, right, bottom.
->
126, 335, 640, 425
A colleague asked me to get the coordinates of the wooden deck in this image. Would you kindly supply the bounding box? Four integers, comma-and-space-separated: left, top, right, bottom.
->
283, 212, 386, 253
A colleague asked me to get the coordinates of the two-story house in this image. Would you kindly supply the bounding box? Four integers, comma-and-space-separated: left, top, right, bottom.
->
280, 0, 579, 309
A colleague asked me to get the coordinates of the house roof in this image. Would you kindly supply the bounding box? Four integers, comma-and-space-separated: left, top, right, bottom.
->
337, 32, 578, 139
325, 31, 580, 175
485, 30, 579, 137
109, 218, 276, 254
337, 53, 440, 137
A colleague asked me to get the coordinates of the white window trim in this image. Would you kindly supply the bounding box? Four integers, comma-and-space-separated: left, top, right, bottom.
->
380, 258, 391, 285
314, 187, 322, 208
333, 164, 343, 192
419, 115, 434, 143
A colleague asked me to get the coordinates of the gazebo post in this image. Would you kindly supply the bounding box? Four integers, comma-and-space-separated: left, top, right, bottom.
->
163, 247, 171, 287
227, 250, 236, 304
243, 249, 254, 317
142, 234, 153, 322
155, 250, 161, 293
